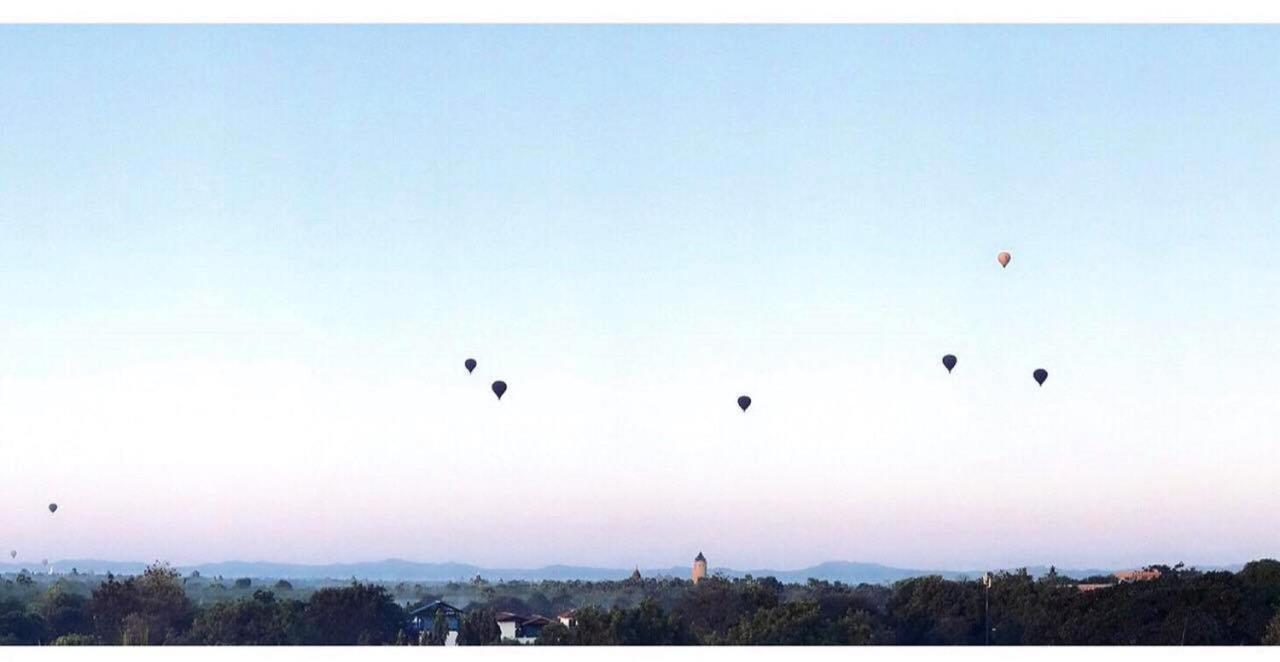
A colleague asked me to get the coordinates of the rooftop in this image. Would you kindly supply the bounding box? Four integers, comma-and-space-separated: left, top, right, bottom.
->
408, 600, 462, 617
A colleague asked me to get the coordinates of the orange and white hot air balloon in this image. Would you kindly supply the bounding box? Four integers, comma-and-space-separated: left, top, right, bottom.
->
997, 251, 1011, 269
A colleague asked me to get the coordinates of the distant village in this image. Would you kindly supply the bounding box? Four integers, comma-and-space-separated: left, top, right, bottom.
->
402, 555, 1163, 645
3, 549, 1170, 645
1074, 567, 1162, 592
3, 550, 1270, 646
406, 552, 711, 644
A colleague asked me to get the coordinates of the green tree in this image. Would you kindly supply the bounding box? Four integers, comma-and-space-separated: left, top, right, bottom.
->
887, 575, 982, 644
535, 621, 573, 645
191, 591, 310, 644
135, 563, 195, 643
1263, 613, 1280, 645
1241, 558, 1280, 620
566, 606, 616, 644
87, 564, 194, 645
457, 608, 501, 645
304, 582, 404, 645
38, 584, 91, 640
836, 609, 885, 644
484, 595, 531, 615
120, 613, 150, 645
674, 576, 754, 639
87, 574, 140, 643
429, 610, 450, 645
613, 599, 695, 645
725, 601, 832, 645
1240, 559, 1280, 587
0, 597, 47, 645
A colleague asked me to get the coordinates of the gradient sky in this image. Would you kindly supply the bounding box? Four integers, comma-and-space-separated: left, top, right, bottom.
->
1, 26, 1277, 571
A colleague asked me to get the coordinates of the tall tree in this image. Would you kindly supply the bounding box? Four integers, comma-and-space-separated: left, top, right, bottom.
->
304, 582, 404, 645
87, 565, 194, 645
429, 610, 450, 645
38, 584, 91, 640
457, 608, 501, 645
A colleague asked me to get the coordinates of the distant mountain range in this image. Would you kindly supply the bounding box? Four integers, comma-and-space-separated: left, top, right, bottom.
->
2, 558, 1240, 584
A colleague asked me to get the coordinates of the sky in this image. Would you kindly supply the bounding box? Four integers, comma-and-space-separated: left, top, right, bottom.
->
0, 25, 1277, 571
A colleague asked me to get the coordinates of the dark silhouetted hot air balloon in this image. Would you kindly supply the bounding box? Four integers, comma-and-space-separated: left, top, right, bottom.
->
465, 358, 477, 374
998, 251, 1011, 268
942, 355, 957, 373
1033, 369, 1048, 386
737, 395, 752, 412
48, 503, 57, 514
491, 380, 507, 400
8, 550, 15, 560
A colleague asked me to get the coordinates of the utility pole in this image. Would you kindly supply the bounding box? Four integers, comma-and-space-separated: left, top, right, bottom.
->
982, 572, 992, 645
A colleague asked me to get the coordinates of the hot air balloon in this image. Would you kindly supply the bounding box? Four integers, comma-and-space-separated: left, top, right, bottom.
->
464, 358, 477, 374
48, 503, 57, 514
998, 251, 1011, 268
942, 354, 957, 373
8, 550, 15, 560
491, 380, 507, 400
1033, 369, 1048, 386
737, 395, 752, 412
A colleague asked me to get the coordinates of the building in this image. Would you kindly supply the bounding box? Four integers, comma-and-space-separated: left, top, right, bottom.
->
406, 600, 463, 646
1075, 567, 1162, 592
692, 552, 707, 584
626, 567, 643, 584
495, 612, 524, 642
557, 609, 577, 627
517, 615, 552, 642
1114, 568, 1162, 583
496, 612, 552, 644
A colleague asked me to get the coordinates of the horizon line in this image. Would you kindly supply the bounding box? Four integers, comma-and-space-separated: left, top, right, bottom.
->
2, 556, 1256, 574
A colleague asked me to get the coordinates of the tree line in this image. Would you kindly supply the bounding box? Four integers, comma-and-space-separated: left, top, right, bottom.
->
2, 560, 1280, 645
